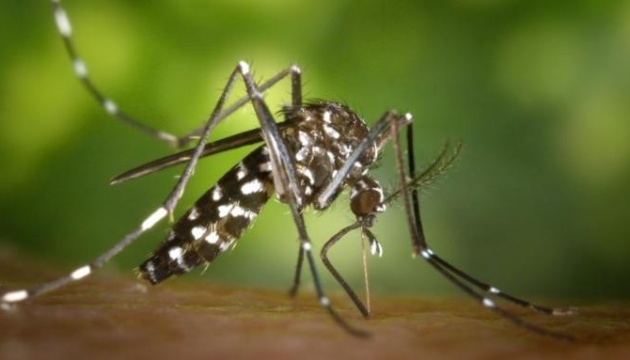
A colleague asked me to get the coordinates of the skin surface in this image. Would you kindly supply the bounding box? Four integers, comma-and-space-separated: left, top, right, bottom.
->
1, 250, 629, 360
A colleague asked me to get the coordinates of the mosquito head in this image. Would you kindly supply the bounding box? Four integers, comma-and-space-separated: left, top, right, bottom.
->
350, 176, 386, 223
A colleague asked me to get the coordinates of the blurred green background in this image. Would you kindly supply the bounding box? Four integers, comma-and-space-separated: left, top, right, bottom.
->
0, 0, 629, 302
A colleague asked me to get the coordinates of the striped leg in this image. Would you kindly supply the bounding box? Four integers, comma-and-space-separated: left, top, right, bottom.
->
235, 62, 370, 337
390, 119, 577, 341
49, 0, 297, 149
50, 0, 179, 146
0, 62, 300, 306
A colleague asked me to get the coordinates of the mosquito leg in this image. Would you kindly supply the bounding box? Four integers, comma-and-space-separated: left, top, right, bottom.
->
284, 64, 307, 298
288, 246, 304, 298
292, 206, 369, 337
50, 0, 300, 150
180, 66, 302, 145
390, 119, 575, 341
320, 223, 370, 318
403, 124, 574, 316
1, 63, 261, 306
231, 61, 303, 300
236, 61, 369, 337
289, 65, 302, 106
49, 0, 180, 146
1, 208, 166, 304
211, 63, 303, 301
429, 253, 576, 316
236, 62, 302, 205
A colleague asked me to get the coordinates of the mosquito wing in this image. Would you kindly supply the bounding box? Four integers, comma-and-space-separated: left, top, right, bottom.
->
110, 121, 291, 185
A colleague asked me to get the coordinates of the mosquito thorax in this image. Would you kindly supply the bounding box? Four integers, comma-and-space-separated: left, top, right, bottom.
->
280, 101, 381, 211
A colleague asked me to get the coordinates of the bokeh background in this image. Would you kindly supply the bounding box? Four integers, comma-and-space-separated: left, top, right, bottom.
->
0, 0, 629, 302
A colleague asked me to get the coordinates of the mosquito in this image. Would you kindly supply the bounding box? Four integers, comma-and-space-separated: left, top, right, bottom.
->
1, 0, 576, 339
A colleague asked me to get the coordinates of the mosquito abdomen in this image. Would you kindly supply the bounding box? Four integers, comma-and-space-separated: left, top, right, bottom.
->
139, 146, 274, 284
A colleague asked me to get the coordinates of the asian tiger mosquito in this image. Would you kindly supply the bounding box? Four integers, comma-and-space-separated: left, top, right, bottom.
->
0, 0, 576, 339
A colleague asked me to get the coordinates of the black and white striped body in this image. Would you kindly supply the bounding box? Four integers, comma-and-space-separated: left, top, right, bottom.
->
140, 101, 386, 284
139, 146, 274, 284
